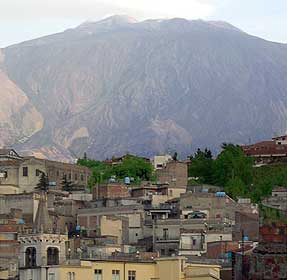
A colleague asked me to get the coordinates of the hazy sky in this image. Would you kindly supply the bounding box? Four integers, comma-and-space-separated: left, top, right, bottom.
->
0, 0, 286, 47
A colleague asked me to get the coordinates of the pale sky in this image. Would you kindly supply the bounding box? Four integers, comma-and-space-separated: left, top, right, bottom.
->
0, 0, 286, 47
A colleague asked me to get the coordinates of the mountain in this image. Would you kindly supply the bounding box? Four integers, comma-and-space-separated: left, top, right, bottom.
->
1, 15, 287, 160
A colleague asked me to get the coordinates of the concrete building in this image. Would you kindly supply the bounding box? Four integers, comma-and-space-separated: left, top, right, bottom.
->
152, 218, 232, 257
262, 186, 287, 211
78, 204, 145, 244
153, 154, 173, 169
179, 229, 232, 257
180, 192, 258, 222
157, 161, 188, 197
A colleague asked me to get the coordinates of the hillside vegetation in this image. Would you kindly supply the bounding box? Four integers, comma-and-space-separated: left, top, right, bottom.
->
188, 144, 287, 202
78, 155, 155, 189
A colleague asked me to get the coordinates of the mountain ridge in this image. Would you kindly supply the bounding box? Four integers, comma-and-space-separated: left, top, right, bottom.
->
1, 17, 287, 160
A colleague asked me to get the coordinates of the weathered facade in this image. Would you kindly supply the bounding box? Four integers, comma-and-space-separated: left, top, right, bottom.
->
157, 161, 188, 197
0, 154, 90, 193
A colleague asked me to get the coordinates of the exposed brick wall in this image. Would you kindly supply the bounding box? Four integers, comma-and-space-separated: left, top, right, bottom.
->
78, 216, 88, 228
157, 161, 188, 189
92, 184, 129, 200
233, 211, 259, 241
207, 241, 239, 259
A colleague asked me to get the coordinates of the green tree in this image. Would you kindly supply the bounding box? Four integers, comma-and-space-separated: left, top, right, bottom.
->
214, 143, 253, 198
61, 175, 73, 192
214, 143, 253, 185
36, 172, 49, 192
188, 148, 216, 184
225, 177, 248, 198
78, 155, 156, 188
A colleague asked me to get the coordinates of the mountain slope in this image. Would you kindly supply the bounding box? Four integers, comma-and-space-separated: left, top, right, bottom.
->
2, 16, 287, 160
0, 50, 43, 147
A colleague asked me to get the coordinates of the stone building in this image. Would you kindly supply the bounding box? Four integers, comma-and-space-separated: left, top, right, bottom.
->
18, 193, 68, 280
0, 152, 90, 193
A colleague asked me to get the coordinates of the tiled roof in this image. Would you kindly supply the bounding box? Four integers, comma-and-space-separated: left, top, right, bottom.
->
241, 140, 287, 156
254, 243, 287, 254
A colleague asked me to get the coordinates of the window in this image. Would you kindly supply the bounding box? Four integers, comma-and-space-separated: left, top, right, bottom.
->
47, 247, 59, 265
9, 263, 16, 272
128, 270, 136, 280
68, 173, 71, 180
23, 167, 28, 177
67, 272, 75, 280
25, 247, 36, 267
0, 171, 7, 178
163, 228, 169, 240
94, 269, 102, 280
81, 174, 84, 181
48, 273, 56, 280
192, 239, 196, 246
74, 173, 78, 181
56, 171, 60, 178
112, 270, 120, 280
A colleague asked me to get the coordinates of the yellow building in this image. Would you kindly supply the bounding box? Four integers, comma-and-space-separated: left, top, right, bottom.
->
46, 257, 221, 280
184, 264, 221, 280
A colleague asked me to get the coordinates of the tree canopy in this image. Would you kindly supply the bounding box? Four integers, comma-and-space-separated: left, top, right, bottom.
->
188, 144, 254, 200
78, 155, 155, 189
36, 172, 49, 192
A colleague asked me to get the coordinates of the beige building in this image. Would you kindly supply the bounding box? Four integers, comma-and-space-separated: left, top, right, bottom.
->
18, 195, 221, 280
180, 192, 257, 222
0, 151, 90, 194
153, 154, 173, 169
78, 205, 144, 244
43, 257, 221, 280
0, 192, 40, 221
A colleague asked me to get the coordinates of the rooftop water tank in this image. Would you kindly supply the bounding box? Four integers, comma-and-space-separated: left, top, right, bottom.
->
215, 192, 226, 197
124, 177, 131, 185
